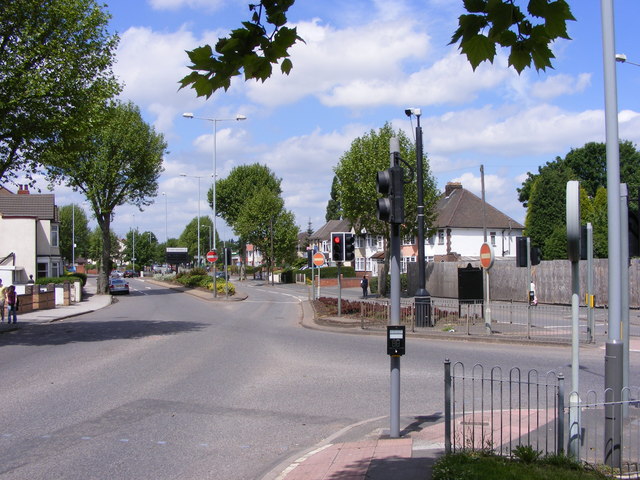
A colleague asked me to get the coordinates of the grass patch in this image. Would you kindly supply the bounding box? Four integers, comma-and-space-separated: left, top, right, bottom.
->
432, 450, 613, 480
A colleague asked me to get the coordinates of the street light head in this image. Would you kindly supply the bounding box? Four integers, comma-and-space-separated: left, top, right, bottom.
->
236, 114, 247, 121
180, 173, 187, 177
405, 108, 421, 117
182, 112, 194, 118
615, 53, 627, 63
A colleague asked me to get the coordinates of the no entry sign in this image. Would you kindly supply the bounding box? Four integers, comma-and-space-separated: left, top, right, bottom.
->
479, 243, 494, 269
206, 250, 218, 263
312, 252, 325, 267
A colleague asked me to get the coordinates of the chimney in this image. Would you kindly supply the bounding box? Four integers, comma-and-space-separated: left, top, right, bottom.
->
445, 182, 462, 197
17, 184, 29, 194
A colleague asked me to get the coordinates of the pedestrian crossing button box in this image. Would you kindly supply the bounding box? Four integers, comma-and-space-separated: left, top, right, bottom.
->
387, 325, 405, 356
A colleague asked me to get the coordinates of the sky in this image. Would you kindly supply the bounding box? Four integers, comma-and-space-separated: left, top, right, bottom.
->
33, 0, 640, 243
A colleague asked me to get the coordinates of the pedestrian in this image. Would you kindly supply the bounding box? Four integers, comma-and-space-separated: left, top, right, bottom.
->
27, 275, 34, 284
361, 275, 369, 299
6, 285, 18, 324
0, 279, 5, 323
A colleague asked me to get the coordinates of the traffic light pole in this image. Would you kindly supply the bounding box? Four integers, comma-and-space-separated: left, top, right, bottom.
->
389, 138, 402, 439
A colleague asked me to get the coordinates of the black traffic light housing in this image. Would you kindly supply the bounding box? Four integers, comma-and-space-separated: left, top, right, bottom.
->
332, 233, 344, 262
224, 247, 232, 266
344, 233, 355, 261
376, 166, 404, 224
516, 236, 541, 267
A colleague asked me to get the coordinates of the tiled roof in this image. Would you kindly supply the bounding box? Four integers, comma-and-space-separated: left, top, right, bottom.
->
0, 194, 57, 221
311, 219, 352, 239
436, 184, 523, 229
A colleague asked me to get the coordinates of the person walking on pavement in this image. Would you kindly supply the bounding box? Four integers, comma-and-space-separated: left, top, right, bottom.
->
0, 279, 6, 323
361, 275, 369, 299
6, 285, 18, 324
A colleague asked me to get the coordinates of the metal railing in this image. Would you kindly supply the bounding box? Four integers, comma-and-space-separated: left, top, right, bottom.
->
444, 360, 640, 475
444, 360, 563, 456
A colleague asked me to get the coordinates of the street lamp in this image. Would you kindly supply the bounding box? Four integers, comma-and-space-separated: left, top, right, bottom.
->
615, 53, 640, 67
182, 112, 247, 296
180, 173, 203, 267
161, 192, 168, 244
405, 107, 431, 327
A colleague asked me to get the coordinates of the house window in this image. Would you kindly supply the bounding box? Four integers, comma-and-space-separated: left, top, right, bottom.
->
37, 263, 48, 279
51, 224, 59, 247
401, 256, 416, 273
377, 236, 384, 249
490, 231, 496, 246
356, 257, 366, 271
356, 235, 365, 248
402, 235, 415, 246
321, 240, 329, 253
52, 261, 62, 278
437, 230, 445, 245
428, 235, 435, 246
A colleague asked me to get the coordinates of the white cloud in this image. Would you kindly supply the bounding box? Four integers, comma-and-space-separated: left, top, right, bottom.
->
245, 18, 432, 107
424, 104, 604, 157
147, 0, 226, 11
530, 73, 591, 100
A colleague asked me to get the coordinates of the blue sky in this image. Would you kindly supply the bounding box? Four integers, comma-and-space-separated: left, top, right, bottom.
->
43, 1, 640, 242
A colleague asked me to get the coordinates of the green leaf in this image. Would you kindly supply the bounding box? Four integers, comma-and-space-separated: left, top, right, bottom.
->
280, 58, 293, 75
527, 0, 548, 18
460, 34, 497, 70
508, 44, 532, 73
463, 0, 487, 13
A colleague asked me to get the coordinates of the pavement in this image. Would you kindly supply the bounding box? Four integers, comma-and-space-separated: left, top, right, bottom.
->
7, 276, 639, 479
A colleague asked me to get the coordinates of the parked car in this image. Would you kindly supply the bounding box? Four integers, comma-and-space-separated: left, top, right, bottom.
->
215, 271, 229, 280
110, 270, 123, 278
123, 270, 134, 278
109, 277, 130, 295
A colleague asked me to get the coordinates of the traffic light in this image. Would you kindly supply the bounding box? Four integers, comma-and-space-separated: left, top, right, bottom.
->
224, 247, 232, 265
307, 249, 313, 268
376, 166, 404, 223
344, 233, 355, 262
516, 236, 528, 267
332, 233, 344, 262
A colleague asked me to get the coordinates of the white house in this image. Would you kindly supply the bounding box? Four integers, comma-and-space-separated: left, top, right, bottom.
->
427, 182, 524, 261
0, 185, 62, 283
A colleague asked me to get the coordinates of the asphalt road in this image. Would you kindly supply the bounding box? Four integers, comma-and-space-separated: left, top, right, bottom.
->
0, 278, 634, 479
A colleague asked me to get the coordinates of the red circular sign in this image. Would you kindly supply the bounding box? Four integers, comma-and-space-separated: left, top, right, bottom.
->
312, 252, 325, 266
206, 250, 218, 263
480, 243, 494, 269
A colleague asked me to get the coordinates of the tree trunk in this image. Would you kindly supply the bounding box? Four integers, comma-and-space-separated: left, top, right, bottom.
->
96, 216, 111, 294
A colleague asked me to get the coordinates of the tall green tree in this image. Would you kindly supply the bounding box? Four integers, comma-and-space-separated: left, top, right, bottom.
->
0, 0, 120, 183
122, 230, 158, 270
334, 122, 438, 241
214, 163, 282, 226
44, 101, 167, 293
178, 216, 214, 265
524, 162, 575, 258
235, 188, 298, 271
180, 1, 574, 98
59, 204, 91, 265
325, 176, 342, 222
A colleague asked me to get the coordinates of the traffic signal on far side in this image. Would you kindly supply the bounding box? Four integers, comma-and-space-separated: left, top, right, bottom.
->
224, 247, 232, 265
376, 166, 404, 224
344, 233, 355, 262
516, 236, 528, 267
332, 233, 344, 262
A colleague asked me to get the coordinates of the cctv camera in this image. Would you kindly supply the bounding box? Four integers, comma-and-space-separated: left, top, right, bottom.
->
405, 108, 422, 117
404, 109, 412, 117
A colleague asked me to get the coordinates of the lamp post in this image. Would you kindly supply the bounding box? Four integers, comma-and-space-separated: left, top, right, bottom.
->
405, 108, 431, 327
161, 192, 168, 244
72, 203, 75, 270
132, 214, 136, 275
180, 173, 203, 267
182, 112, 247, 296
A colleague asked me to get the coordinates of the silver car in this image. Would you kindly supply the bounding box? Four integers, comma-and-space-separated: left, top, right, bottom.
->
109, 277, 130, 295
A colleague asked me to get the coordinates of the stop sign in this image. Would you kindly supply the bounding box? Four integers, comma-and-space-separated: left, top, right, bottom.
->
206, 250, 218, 263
